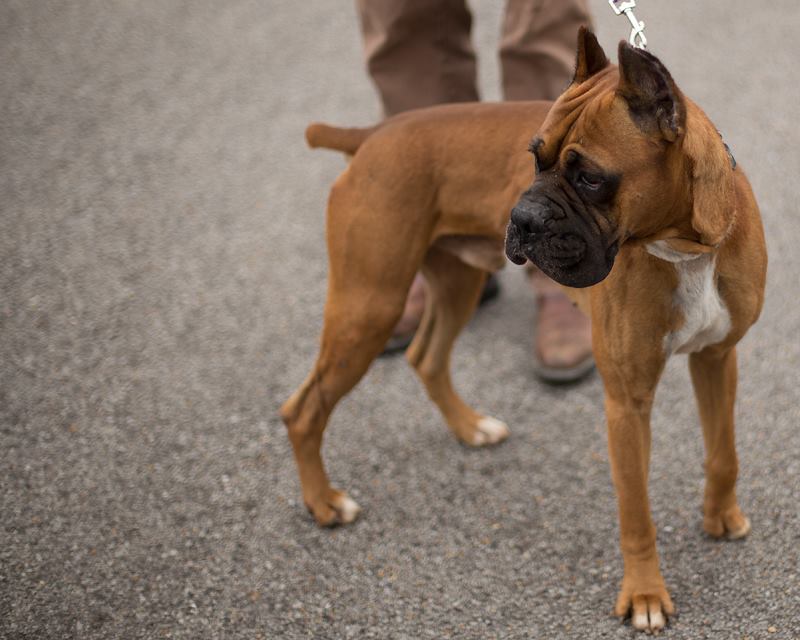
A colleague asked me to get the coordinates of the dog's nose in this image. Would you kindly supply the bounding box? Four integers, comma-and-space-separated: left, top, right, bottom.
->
510, 202, 547, 237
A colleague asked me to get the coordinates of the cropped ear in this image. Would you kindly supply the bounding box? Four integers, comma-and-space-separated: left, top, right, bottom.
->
574, 27, 609, 83
616, 42, 685, 141
683, 109, 736, 246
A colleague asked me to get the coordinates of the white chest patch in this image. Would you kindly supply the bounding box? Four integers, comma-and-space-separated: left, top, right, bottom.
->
646, 240, 732, 355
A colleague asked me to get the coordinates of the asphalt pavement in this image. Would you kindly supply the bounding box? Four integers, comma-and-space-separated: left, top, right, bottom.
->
1, 1, 799, 638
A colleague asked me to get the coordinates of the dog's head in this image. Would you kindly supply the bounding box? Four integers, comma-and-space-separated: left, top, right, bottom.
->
505, 28, 735, 287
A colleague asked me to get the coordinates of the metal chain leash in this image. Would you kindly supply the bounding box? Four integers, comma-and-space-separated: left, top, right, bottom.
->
608, 0, 647, 49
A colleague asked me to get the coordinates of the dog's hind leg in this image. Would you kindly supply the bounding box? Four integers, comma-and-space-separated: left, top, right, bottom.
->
406, 246, 510, 446
689, 345, 750, 539
281, 180, 428, 526
281, 275, 412, 526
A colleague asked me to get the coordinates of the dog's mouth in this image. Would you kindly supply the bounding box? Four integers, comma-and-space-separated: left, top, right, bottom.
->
505, 223, 528, 266
541, 233, 586, 266
505, 219, 618, 288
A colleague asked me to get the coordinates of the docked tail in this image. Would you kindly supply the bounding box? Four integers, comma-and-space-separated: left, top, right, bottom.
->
305, 123, 378, 155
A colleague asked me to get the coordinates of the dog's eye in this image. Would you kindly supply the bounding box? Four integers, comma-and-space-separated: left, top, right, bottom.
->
579, 172, 604, 190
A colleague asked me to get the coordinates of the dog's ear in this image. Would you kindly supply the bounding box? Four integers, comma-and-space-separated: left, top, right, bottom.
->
616, 42, 685, 142
683, 109, 736, 246
574, 27, 609, 83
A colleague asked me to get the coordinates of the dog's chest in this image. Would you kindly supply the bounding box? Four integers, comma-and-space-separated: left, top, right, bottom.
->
646, 241, 732, 355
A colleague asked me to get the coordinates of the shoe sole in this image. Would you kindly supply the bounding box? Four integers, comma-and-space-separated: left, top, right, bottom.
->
531, 355, 595, 384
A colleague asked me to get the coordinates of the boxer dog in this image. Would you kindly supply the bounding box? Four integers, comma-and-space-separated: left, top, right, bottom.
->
281, 29, 767, 632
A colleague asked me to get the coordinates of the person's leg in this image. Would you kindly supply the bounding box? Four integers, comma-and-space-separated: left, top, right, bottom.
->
357, 0, 479, 117
500, 0, 593, 101
357, 0, 490, 354
528, 272, 594, 381
500, 0, 594, 382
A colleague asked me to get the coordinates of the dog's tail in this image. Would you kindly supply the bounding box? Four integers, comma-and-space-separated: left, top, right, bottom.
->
305, 123, 379, 155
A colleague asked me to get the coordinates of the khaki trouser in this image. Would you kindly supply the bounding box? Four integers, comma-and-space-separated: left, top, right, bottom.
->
356, 0, 593, 116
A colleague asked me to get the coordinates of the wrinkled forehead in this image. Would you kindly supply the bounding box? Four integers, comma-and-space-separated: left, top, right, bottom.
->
531, 66, 619, 170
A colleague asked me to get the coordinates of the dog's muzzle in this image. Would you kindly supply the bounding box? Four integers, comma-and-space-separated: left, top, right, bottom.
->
505, 199, 618, 288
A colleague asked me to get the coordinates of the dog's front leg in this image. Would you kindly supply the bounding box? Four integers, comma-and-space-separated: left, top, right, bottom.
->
689, 345, 751, 539
588, 252, 677, 632
594, 333, 673, 633
604, 388, 674, 632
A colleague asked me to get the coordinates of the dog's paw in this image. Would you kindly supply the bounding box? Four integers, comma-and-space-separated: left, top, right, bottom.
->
615, 585, 674, 633
305, 488, 361, 527
469, 416, 510, 446
703, 504, 750, 540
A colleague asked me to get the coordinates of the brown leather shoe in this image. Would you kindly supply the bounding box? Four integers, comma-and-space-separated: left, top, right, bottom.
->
529, 268, 594, 383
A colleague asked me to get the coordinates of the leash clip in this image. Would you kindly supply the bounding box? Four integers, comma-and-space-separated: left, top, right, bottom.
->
608, 0, 647, 49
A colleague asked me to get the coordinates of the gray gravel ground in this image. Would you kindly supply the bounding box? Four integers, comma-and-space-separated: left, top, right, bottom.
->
2, 1, 799, 638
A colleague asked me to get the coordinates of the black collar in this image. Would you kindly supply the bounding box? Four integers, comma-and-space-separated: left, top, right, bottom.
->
718, 131, 737, 169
